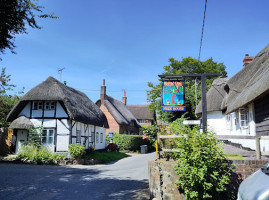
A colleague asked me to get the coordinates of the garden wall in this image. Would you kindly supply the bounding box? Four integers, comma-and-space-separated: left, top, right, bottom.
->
148, 158, 269, 200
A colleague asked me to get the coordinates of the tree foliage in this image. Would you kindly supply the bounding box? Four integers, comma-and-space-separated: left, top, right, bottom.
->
147, 57, 227, 121
0, 68, 23, 127
0, 0, 57, 55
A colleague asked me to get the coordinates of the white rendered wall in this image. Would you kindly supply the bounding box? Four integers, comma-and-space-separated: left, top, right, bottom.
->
18, 102, 31, 117
207, 111, 229, 135
56, 102, 68, 118
56, 119, 70, 152
95, 126, 106, 150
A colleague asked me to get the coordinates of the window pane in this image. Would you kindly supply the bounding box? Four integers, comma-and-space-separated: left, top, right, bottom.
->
42, 130, 47, 137
48, 137, 53, 144
100, 133, 103, 143
41, 137, 46, 144
38, 101, 43, 110
49, 130, 54, 136
50, 102, 55, 110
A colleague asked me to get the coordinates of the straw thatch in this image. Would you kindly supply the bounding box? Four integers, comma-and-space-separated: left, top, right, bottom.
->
7, 77, 108, 128
96, 95, 140, 127
127, 105, 154, 120
9, 116, 34, 129
224, 44, 269, 113
195, 78, 229, 115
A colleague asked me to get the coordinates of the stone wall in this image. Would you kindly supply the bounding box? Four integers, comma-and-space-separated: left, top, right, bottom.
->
148, 158, 269, 200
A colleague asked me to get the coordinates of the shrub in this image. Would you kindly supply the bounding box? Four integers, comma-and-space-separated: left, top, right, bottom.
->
105, 143, 120, 152
85, 146, 95, 155
26, 126, 43, 148
68, 144, 85, 159
17, 144, 64, 164
139, 123, 159, 144
106, 133, 148, 152
168, 119, 234, 200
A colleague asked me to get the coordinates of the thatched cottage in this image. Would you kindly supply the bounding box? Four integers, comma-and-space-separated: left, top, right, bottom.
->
127, 105, 155, 127
96, 80, 140, 134
7, 77, 108, 153
196, 44, 269, 151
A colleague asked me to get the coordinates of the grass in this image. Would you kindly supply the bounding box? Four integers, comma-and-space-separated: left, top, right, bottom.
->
224, 154, 244, 160
83, 151, 128, 164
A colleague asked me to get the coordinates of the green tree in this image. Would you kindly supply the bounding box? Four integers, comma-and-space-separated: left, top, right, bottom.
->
147, 57, 227, 121
0, 68, 23, 127
0, 0, 57, 55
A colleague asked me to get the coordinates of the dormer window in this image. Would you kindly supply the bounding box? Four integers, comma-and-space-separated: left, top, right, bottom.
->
32, 101, 43, 110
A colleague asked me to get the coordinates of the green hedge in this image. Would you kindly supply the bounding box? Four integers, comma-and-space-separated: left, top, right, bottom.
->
106, 134, 148, 152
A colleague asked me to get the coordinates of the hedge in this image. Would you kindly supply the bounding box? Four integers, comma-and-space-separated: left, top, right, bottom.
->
106, 134, 148, 152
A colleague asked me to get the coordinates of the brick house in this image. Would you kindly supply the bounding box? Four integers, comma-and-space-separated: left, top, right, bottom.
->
96, 80, 140, 134
127, 105, 155, 127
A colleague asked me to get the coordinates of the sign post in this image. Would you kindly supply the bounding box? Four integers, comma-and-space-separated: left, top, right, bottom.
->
158, 73, 221, 134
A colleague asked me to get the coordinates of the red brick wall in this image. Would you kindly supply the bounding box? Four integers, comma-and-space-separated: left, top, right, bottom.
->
100, 104, 120, 134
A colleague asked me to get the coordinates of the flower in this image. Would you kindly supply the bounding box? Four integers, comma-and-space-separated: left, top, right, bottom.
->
167, 130, 171, 134
142, 134, 148, 140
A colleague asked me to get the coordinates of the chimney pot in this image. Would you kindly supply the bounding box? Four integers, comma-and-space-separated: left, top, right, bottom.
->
101, 79, 106, 104
122, 90, 127, 105
103, 79, 105, 86
243, 53, 254, 67
64, 81, 66, 85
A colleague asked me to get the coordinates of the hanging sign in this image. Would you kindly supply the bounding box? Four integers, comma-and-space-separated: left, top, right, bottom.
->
161, 80, 186, 111
108, 132, 114, 137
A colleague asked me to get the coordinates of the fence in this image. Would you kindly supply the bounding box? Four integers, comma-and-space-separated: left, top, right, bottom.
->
157, 134, 269, 159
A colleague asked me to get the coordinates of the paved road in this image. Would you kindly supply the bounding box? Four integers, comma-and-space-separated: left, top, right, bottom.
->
0, 152, 155, 200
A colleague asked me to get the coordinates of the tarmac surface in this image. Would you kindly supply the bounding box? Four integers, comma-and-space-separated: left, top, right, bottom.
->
0, 152, 155, 200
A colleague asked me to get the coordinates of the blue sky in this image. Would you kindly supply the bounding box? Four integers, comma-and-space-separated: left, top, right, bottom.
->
1, 0, 269, 104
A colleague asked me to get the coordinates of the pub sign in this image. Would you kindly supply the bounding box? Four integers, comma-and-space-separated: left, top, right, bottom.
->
161, 80, 186, 111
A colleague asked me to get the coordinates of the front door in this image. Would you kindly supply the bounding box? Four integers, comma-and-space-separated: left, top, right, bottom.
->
16, 130, 28, 154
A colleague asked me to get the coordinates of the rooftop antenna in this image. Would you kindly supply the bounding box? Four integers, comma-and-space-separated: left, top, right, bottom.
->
58, 67, 65, 82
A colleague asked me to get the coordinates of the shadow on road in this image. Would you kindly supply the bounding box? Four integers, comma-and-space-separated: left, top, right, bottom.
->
0, 164, 149, 200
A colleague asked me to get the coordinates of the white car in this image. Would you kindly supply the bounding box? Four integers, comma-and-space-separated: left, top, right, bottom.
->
238, 166, 269, 200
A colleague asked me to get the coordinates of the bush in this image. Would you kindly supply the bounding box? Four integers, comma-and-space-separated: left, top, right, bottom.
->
26, 126, 43, 148
68, 144, 85, 159
166, 119, 234, 199
105, 143, 120, 152
106, 133, 148, 152
139, 123, 159, 144
17, 145, 64, 164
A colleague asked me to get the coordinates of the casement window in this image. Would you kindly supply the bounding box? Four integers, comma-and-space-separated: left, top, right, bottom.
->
76, 130, 81, 144
41, 129, 54, 145
32, 101, 43, 110
139, 119, 145, 123
96, 132, 99, 143
100, 133, 103, 143
239, 108, 248, 128
45, 101, 56, 110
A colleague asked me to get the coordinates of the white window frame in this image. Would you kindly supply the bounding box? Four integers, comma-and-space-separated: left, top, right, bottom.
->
239, 108, 248, 128
76, 130, 81, 144
38, 101, 43, 110
41, 129, 54, 145
100, 133, 103, 143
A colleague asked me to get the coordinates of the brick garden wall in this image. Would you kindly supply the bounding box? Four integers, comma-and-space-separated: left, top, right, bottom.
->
148, 158, 269, 200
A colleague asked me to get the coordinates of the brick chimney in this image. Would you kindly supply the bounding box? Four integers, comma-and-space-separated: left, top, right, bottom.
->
100, 79, 106, 104
122, 90, 127, 105
243, 54, 254, 67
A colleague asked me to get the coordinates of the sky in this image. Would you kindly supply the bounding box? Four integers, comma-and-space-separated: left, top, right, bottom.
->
1, 0, 269, 105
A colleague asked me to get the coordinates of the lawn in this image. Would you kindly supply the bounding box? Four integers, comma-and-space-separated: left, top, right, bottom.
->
224, 154, 244, 160
84, 151, 128, 164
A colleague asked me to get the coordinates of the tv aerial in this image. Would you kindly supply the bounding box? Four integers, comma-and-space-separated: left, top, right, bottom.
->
58, 67, 65, 82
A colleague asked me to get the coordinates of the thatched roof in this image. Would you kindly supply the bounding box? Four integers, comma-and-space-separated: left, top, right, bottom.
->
127, 105, 154, 120
9, 116, 34, 129
224, 44, 269, 113
96, 95, 140, 127
195, 78, 229, 115
7, 77, 108, 128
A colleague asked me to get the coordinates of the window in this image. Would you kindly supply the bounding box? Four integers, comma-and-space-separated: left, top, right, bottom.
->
139, 119, 145, 123
96, 132, 99, 143
76, 130, 81, 144
38, 101, 43, 110
42, 129, 54, 144
100, 133, 103, 143
44, 101, 56, 110
225, 114, 232, 130
239, 108, 248, 128
32, 101, 38, 110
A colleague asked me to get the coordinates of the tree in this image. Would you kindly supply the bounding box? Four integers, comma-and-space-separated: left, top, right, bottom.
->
0, 68, 23, 127
0, 0, 56, 55
147, 57, 227, 122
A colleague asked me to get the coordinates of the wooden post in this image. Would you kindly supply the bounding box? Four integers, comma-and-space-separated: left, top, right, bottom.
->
201, 75, 207, 134
155, 140, 158, 157
256, 137, 261, 159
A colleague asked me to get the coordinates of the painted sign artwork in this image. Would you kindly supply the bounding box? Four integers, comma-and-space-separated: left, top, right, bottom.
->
161, 81, 186, 111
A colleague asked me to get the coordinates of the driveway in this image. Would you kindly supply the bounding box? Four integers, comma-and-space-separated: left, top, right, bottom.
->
0, 152, 155, 200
